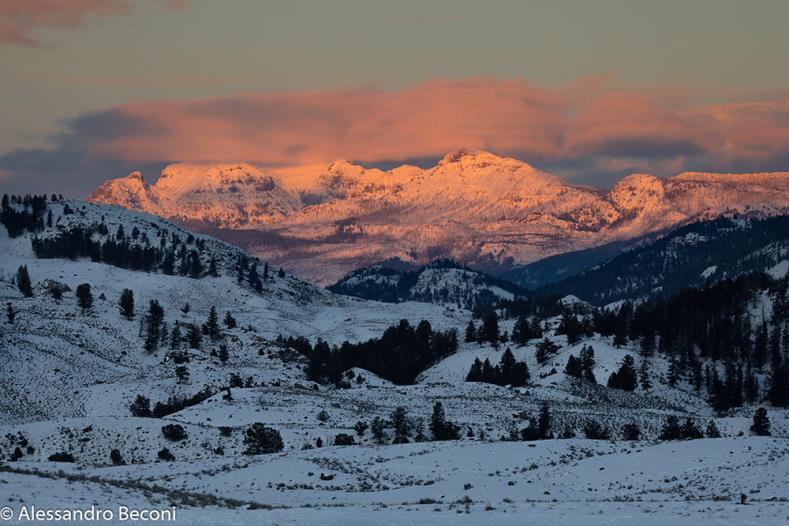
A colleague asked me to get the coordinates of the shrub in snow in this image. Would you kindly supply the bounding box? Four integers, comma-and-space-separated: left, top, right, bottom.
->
333, 433, 355, 446
622, 423, 641, 441
157, 448, 175, 461
161, 424, 188, 442
583, 421, 610, 440
243, 423, 284, 455
129, 394, 152, 417
48, 452, 75, 462
110, 449, 125, 465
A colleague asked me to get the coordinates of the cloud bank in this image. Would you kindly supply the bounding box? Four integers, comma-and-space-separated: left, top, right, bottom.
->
0, 0, 182, 46
1, 78, 788, 195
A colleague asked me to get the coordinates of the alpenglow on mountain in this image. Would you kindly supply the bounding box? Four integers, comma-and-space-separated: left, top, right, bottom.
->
89, 150, 789, 284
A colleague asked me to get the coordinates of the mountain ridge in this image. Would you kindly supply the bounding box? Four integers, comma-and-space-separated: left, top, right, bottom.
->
88, 150, 789, 283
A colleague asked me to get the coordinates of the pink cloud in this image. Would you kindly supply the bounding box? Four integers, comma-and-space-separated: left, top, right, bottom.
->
0, 0, 181, 46
82, 78, 788, 174
2, 77, 787, 196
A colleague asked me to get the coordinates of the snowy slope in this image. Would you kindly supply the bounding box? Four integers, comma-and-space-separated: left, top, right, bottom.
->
2, 198, 788, 526
329, 260, 524, 306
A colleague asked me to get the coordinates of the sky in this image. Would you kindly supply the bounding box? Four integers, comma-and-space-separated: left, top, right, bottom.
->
1, 0, 788, 196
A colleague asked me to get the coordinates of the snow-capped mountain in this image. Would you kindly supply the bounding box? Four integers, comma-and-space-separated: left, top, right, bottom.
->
328, 259, 526, 307
89, 150, 789, 284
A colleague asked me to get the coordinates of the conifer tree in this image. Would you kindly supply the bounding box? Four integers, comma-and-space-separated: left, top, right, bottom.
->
6, 302, 18, 324
205, 306, 221, 340
658, 415, 682, 440
371, 416, 386, 444
639, 359, 652, 390
16, 265, 33, 297
429, 401, 460, 440
499, 347, 516, 385
76, 283, 93, 312
608, 355, 637, 391
224, 311, 237, 329
464, 320, 477, 343
705, 420, 721, 438
390, 406, 410, 443
187, 324, 202, 349
480, 309, 499, 346
466, 357, 483, 382
537, 403, 552, 439
565, 355, 582, 378
750, 407, 771, 436
119, 289, 134, 319
170, 325, 182, 349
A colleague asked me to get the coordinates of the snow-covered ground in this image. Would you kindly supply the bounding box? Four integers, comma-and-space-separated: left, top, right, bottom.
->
2, 200, 788, 525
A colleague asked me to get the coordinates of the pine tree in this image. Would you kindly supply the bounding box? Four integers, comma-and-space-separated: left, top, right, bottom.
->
205, 306, 221, 340
208, 256, 218, 277
565, 355, 582, 378
430, 401, 460, 440
76, 283, 93, 312
464, 320, 477, 343
580, 345, 596, 383
248, 262, 259, 286
353, 420, 368, 437
6, 302, 18, 324
371, 416, 386, 444
639, 359, 652, 390
750, 407, 771, 436
667, 355, 680, 387
537, 403, 552, 439
170, 325, 182, 349
143, 300, 164, 352
188, 324, 202, 349
608, 355, 637, 391
658, 415, 682, 440
745, 360, 759, 403
705, 420, 721, 438
480, 309, 499, 346
175, 365, 190, 384
639, 332, 655, 357
768, 329, 787, 407
481, 358, 496, 383
499, 348, 516, 386
224, 312, 237, 329
16, 265, 33, 297
753, 320, 768, 369
119, 289, 134, 319
466, 357, 483, 382
680, 418, 703, 439
218, 343, 229, 363
390, 406, 410, 443
535, 338, 560, 364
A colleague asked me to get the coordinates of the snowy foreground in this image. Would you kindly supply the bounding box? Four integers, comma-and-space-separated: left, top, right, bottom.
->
1, 201, 788, 525
2, 438, 788, 525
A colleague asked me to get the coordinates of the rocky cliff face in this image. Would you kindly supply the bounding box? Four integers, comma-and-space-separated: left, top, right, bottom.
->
89, 150, 789, 283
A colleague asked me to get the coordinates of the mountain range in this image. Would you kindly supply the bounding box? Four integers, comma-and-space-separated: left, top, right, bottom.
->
88, 149, 789, 284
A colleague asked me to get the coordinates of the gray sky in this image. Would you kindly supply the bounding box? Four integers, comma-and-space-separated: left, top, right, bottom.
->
1, 0, 788, 195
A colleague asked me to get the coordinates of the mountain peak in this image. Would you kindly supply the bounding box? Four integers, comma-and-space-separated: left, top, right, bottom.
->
439, 149, 504, 165
125, 171, 145, 183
